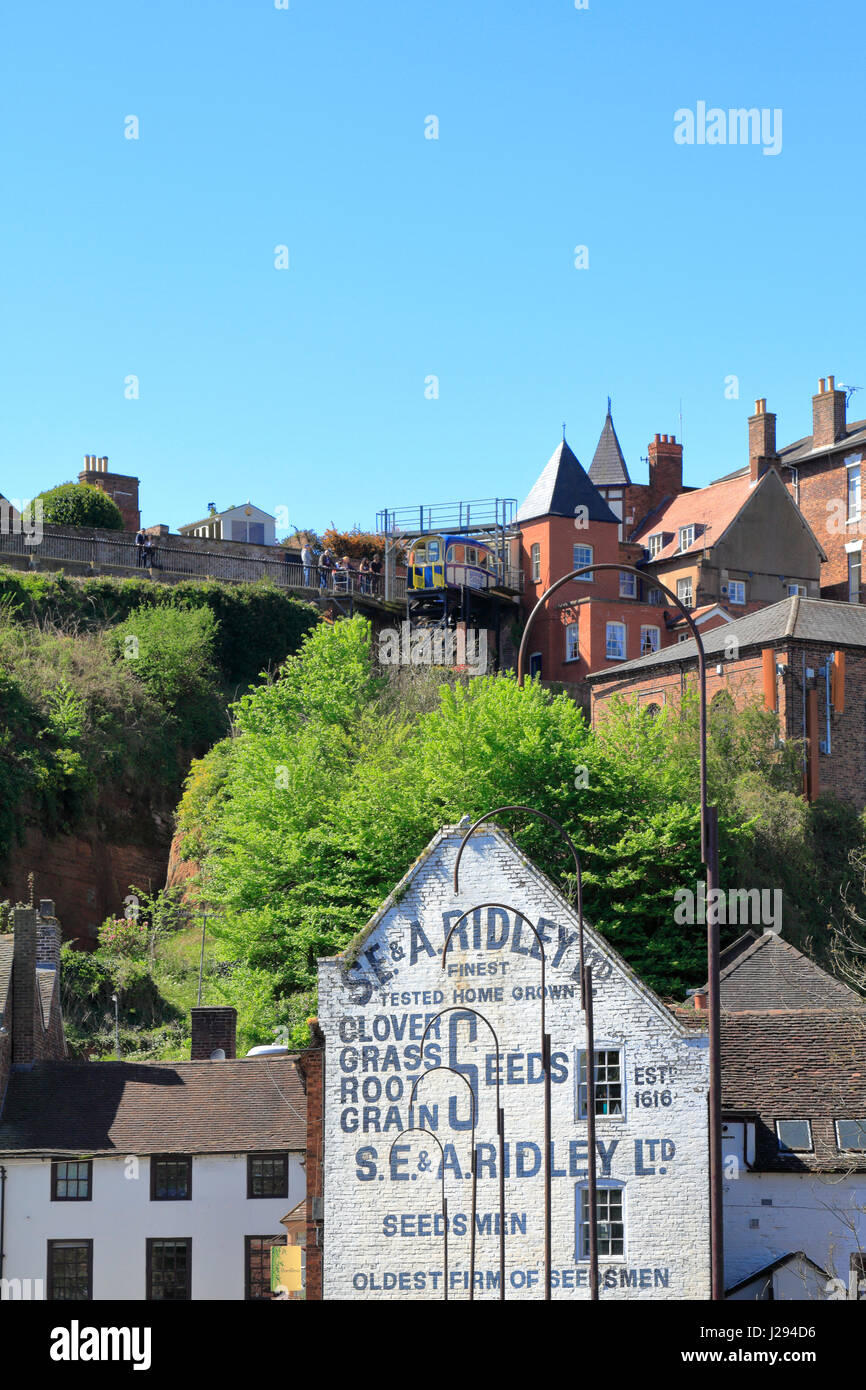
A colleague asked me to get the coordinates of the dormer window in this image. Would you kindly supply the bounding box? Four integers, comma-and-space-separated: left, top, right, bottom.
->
836, 1119, 866, 1152
678, 525, 695, 552
775, 1119, 813, 1153
647, 533, 664, 559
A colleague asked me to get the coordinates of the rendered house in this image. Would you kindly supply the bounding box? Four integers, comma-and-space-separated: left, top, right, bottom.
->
0, 906, 306, 1301
717, 931, 866, 1299
179, 502, 278, 546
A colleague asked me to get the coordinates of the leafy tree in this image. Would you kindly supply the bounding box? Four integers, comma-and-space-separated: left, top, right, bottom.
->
34, 482, 124, 530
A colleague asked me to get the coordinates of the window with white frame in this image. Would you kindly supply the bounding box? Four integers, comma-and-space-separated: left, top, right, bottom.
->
565, 622, 579, 662
848, 462, 861, 522
605, 622, 626, 660
577, 1048, 624, 1118
647, 588, 663, 605
576, 1185, 625, 1259
678, 525, 695, 552
640, 625, 660, 655
619, 570, 637, 598
775, 1119, 813, 1153
835, 1119, 866, 1152
531, 543, 541, 584
787, 583, 806, 597
647, 533, 664, 558
849, 551, 861, 605
677, 576, 693, 608
728, 580, 746, 605
677, 631, 689, 643
573, 543, 593, 578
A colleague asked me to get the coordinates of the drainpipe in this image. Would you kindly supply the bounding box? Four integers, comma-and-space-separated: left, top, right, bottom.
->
0, 1164, 6, 1283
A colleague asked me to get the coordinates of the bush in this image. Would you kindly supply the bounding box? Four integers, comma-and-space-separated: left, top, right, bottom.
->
108, 606, 225, 753
34, 482, 124, 530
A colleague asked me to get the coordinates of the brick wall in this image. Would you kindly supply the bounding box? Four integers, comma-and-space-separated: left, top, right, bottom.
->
784, 458, 857, 602
317, 826, 710, 1300
298, 1028, 324, 1301
190, 1007, 237, 1059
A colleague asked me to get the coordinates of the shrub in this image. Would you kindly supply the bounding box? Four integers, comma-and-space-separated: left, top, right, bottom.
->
34, 482, 124, 530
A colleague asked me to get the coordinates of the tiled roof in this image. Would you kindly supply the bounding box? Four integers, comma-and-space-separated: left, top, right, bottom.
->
0, 1057, 306, 1156
0, 936, 12, 1017
721, 1009, 866, 1172
587, 596, 866, 680
36, 968, 57, 1030
718, 932, 863, 1011
588, 410, 631, 487
631, 472, 756, 561
517, 439, 619, 525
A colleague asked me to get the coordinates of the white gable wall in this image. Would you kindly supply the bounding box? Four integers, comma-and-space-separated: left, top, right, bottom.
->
318, 826, 710, 1300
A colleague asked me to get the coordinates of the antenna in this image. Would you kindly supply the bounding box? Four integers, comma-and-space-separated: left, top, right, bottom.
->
839, 383, 861, 408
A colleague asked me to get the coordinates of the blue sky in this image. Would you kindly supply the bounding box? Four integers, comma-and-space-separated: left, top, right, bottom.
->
2, 0, 864, 536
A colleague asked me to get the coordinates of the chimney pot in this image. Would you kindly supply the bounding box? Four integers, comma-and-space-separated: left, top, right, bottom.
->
818, 378, 826, 394
654, 433, 661, 443
827, 375, 835, 392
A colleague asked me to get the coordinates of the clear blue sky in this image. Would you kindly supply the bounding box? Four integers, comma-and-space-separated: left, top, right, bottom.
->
2, 0, 864, 536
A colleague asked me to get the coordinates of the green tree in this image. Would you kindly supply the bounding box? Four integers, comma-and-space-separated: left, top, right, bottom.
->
34, 482, 124, 530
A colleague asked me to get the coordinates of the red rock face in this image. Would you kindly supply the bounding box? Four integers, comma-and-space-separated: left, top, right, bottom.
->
0, 824, 172, 948
164, 828, 201, 899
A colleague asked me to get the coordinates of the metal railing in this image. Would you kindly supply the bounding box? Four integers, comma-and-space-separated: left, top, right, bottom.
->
0, 527, 407, 602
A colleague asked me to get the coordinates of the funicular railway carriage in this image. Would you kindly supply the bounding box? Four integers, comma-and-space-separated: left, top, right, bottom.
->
407, 534, 497, 592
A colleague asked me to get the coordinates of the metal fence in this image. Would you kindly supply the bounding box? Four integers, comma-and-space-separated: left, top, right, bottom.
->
0, 528, 407, 602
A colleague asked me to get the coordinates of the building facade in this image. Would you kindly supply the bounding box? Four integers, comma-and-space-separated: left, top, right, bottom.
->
314, 824, 711, 1300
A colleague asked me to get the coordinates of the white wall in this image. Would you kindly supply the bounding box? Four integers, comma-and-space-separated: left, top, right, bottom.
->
724, 1169, 866, 1294
1, 1152, 304, 1300
318, 827, 710, 1300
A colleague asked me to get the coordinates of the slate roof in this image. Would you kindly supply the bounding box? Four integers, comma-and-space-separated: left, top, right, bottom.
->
725, 1251, 829, 1297
718, 932, 863, 1012
712, 418, 866, 485
0, 1057, 306, 1156
587, 596, 866, 680
721, 1009, 866, 1172
516, 439, 619, 525
588, 410, 631, 487
36, 968, 57, 1030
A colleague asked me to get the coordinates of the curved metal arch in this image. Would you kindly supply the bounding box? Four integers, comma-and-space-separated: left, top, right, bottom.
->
388, 1127, 449, 1301
409, 1066, 478, 1301
419, 1005, 506, 1300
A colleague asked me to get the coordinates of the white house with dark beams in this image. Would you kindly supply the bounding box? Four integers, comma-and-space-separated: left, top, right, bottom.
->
0, 906, 306, 1301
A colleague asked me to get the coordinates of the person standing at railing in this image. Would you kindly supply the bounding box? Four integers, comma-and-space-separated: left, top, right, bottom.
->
358, 555, 371, 594
318, 547, 334, 590
143, 536, 155, 570
301, 542, 314, 587
135, 529, 146, 568
369, 552, 382, 595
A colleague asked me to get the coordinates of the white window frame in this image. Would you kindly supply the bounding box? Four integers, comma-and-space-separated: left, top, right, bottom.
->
728, 580, 746, 605
640, 625, 660, 655
531, 543, 541, 584
787, 583, 807, 597
848, 461, 861, 523
572, 543, 593, 579
677, 576, 693, 608
849, 550, 861, 605
575, 1182, 626, 1262
605, 622, 626, 661
647, 588, 663, 605
677, 631, 690, 643
565, 622, 579, 662
576, 1046, 625, 1121
678, 525, 695, 552
835, 1119, 866, 1152
775, 1119, 813, 1153
619, 571, 637, 598
647, 532, 663, 558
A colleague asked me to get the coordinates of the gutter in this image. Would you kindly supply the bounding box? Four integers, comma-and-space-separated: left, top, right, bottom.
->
0, 1164, 6, 1283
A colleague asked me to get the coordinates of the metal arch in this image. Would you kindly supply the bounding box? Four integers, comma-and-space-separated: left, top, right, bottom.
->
420, 1006, 506, 1300
515, 560, 724, 1300
451, 804, 587, 1005
409, 1066, 478, 1301
388, 1128, 449, 1301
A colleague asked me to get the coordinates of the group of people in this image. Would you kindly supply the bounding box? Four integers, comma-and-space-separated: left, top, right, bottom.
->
300, 543, 383, 594
134, 530, 156, 568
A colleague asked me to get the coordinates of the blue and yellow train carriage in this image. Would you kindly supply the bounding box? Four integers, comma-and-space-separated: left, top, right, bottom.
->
407, 534, 497, 592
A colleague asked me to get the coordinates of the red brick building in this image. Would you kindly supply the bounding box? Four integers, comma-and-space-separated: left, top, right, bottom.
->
588, 595, 863, 808
78, 455, 141, 532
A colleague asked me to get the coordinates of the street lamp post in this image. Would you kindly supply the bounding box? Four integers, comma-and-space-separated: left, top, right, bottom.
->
517, 562, 724, 1301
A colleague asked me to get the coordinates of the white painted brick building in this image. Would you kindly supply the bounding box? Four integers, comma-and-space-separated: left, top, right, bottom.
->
317, 824, 711, 1300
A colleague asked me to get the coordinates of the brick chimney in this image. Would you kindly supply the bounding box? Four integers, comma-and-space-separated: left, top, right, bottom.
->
78, 455, 141, 532
191, 1006, 237, 1059
11, 907, 38, 1063
812, 375, 846, 450
646, 434, 684, 512
748, 398, 777, 481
